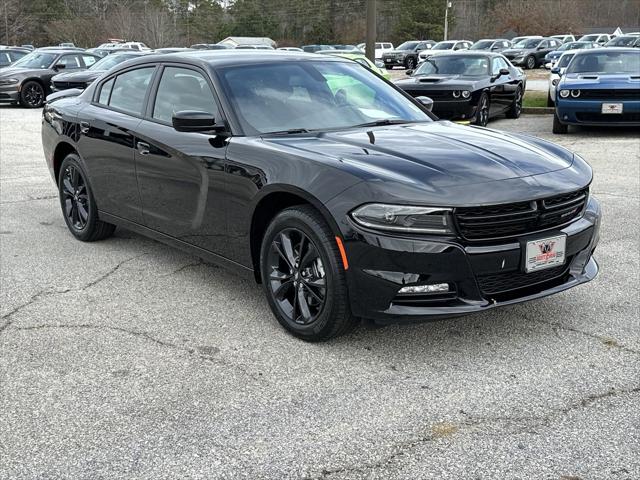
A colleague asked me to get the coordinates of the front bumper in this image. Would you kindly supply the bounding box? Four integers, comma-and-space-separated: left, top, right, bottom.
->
382, 56, 406, 67
431, 99, 477, 121
0, 84, 20, 102
343, 196, 601, 324
556, 98, 640, 126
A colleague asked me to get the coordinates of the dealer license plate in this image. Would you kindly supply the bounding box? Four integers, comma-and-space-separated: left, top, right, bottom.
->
525, 235, 566, 273
601, 103, 623, 114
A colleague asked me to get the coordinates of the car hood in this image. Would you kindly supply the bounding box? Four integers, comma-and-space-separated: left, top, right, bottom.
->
52, 70, 103, 83
0, 66, 49, 78
395, 75, 480, 89
560, 73, 640, 88
383, 50, 412, 55
264, 122, 574, 188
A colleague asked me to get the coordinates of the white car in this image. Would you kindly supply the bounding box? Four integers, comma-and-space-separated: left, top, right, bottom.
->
357, 42, 394, 59
578, 33, 611, 45
547, 50, 578, 106
551, 34, 576, 44
418, 40, 473, 62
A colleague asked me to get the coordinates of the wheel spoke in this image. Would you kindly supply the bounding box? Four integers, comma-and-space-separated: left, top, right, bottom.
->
305, 277, 326, 289
297, 235, 307, 263
303, 282, 324, 303
64, 198, 73, 217
270, 269, 292, 281
63, 177, 74, 196
77, 202, 89, 222
279, 232, 297, 267
71, 167, 79, 189
299, 243, 319, 269
274, 279, 294, 300
291, 283, 299, 322
297, 286, 312, 322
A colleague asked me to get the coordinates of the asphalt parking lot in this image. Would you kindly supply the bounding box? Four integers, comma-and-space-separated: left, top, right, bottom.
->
1, 106, 639, 479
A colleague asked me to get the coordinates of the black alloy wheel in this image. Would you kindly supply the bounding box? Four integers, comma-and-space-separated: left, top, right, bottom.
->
62, 163, 90, 231
58, 154, 116, 241
506, 86, 523, 119
474, 93, 490, 127
20, 81, 45, 108
260, 206, 356, 341
526, 55, 536, 69
405, 56, 416, 69
267, 228, 327, 326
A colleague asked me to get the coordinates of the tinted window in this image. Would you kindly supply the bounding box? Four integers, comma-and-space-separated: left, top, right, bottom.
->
0, 52, 11, 66
557, 53, 575, 68
218, 61, 428, 135
415, 55, 489, 76
10, 51, 27, 62
470, 40, 493, 50
90, 53, 138, 71
397, 42, 419, 50
153, 67, 218, 123
109, 67, 155, 115
12, 52, 56, 68
567, 51, 640, 74
98, 78, 114, 104
491, 57, 510, 74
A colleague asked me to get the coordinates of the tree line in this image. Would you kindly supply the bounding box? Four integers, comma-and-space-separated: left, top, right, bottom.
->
2, 0, 639, 48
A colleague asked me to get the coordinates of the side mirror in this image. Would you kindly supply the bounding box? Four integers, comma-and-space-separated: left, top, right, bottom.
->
551, 66, 563, 76
415, 96, 433, 111
405, 69, 413, 75
53, 63, 66, 71
172, 111, 223, 133
499, 68, 510, 76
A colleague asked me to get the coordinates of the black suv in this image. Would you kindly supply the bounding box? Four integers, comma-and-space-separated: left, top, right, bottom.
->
382, 40, 436, 69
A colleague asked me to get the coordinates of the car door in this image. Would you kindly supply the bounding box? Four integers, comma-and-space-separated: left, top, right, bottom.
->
134, 64, 229, 255
489, 56, 518, 114
76, 65, 157, 224
535, 40, 551, 62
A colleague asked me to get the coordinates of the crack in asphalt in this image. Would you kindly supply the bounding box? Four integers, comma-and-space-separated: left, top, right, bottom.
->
0, 195, 58, 205
162, 258, 208, 277
310, 385, 640, 478
529, 316, 640, 356
11, 323, 267, 383
0, 253, 147, 334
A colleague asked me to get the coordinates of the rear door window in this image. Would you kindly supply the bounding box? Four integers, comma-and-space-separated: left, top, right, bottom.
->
58, 54, 82, 69
107, 67, 155, 115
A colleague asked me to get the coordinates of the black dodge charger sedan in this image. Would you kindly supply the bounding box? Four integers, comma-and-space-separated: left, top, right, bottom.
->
42, 51, 601, 341
0, 49, 100, 107
394, 52, 526, 126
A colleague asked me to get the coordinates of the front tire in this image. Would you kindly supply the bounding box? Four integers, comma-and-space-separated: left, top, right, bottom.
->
506, 86, 523, 119
58, 154, 116, 241
20, 81, 45, 108
405, 56, 416, 69
474, 92, 490, 127
525, 55, 537, 69
552, 111, 568, 134
260, 206, 356, 341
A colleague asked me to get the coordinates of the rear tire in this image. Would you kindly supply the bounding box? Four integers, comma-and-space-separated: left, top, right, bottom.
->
58, 154, 116, 241
260, 205, 356, 341
552, 111, 568, 134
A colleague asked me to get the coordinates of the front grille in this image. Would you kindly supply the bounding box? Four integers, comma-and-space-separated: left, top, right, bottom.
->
53, 81, 86, 90
404, 90, 452, 99
579, 89, 640, 100
576, 112, 640, 123
477, 263, 569, 295
454, 188, 588, 241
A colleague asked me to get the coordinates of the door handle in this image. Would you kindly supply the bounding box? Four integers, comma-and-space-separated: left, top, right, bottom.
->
137, 141, 150, 155
79, 121, 90, 134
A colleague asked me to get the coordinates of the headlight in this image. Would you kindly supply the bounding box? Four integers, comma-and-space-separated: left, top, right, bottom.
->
0, 78, 19, 85
350, 204, 454, 234
452, 90, 461, 98
559, 89, 570, 98
461, 90, 471, 98
571, 89, 581, 98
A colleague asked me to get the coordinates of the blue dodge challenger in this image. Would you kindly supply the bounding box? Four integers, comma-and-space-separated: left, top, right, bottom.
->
553, 48, 640, 133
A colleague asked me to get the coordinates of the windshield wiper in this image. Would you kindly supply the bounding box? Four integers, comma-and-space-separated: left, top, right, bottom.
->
351, 119, 412, 128
265, 128, 311, 135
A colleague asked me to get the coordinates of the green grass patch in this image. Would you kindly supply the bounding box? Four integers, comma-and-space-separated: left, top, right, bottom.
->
523, 91, 549, 108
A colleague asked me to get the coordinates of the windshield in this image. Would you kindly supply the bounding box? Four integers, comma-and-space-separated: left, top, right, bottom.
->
557, 53, 575, 68
218, 61, 430, 135
397, 41, 419, 51
90, 54, 137, 70
470, 41, 494, 50
580, 35, 598, 42
514, 39, 541, 49
566, 51, 640, 74
432, 42, 455, 50
414, 55, 489, 76
11, 51, 56, 69
607, 36, 637, 46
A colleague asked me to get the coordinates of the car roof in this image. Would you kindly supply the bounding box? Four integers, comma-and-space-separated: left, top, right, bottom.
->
120, 49, 347, 68
572, 47, 638, 55
424, 50, 503, 57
